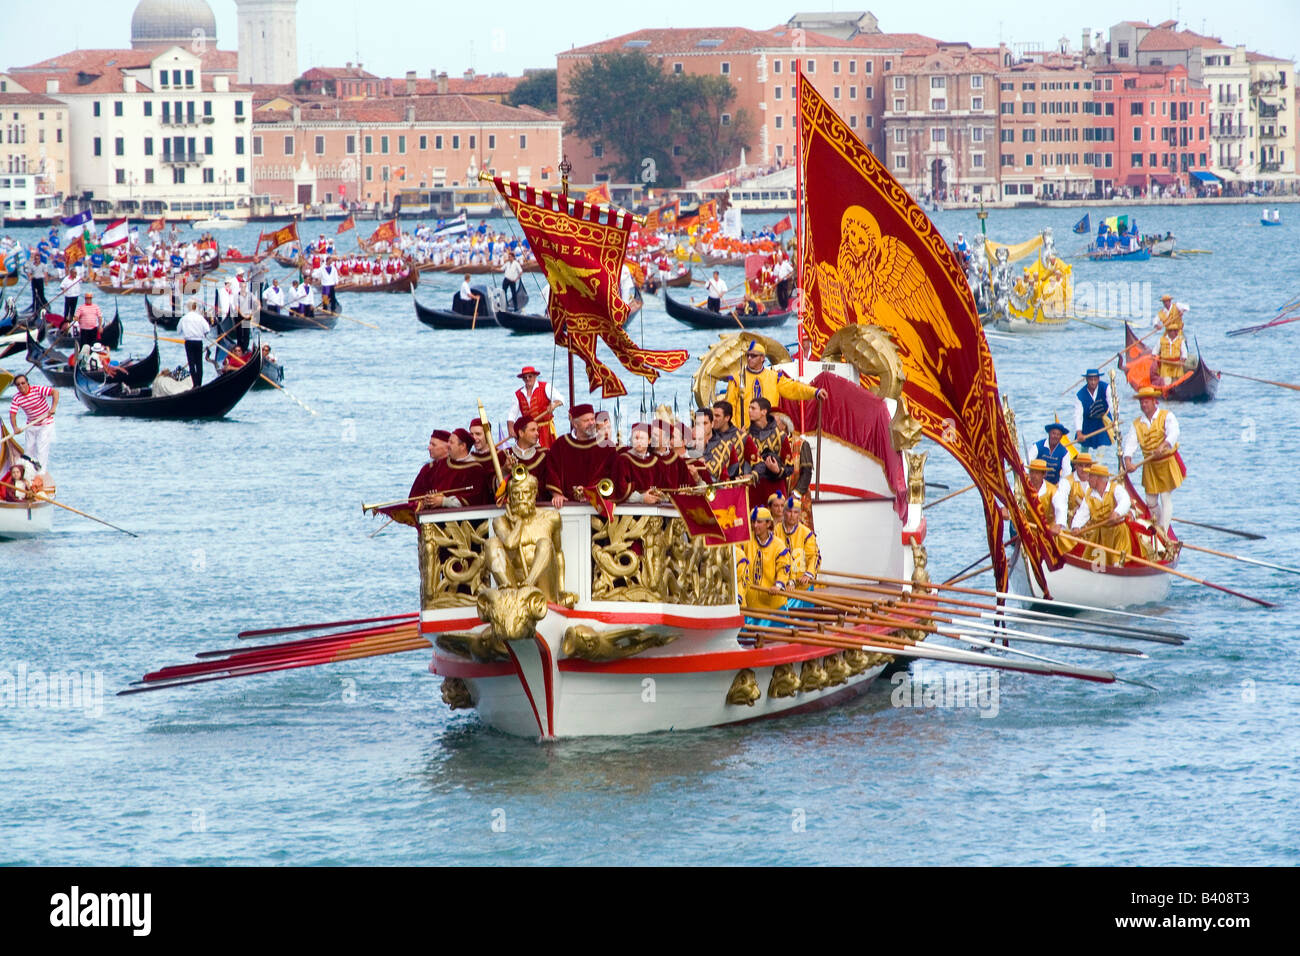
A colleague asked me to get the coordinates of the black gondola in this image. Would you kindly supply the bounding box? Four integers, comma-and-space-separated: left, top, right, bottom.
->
50, 312, 124, 351
413, 286, 500, 330
663, 291, 791, 330
257, 304, 337, 332
495, 302, 642, 335
1121, 323, 1220, 403
73, 350, 262, 419
254, 357, 285, 389
144, 295, 181, 331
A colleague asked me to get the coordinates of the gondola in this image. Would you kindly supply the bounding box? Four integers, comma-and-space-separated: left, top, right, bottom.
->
144, 295, 181, 331
257, 304, 338, 332
27, 327, 160, 389
665, 271, 693, 288
664, 291, 791, 330
496, 301, 641, 336
73, 349, 262, 419
255, 357, 285, 389
1120, 322, 1220, 402
50, 312, 123, 351
413, 289, 500, 330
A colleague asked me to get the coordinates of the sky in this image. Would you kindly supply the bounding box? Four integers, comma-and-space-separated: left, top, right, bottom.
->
3, 1, 1297, 78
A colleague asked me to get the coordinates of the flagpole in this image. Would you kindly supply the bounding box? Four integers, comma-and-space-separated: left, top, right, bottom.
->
560, 155, 576, 412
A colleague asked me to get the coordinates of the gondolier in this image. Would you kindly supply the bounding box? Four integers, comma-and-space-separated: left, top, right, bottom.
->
705, 271, 727, 312
1072, 369, 1112, 449
59, 265, 81, 327
773, 252, 794, 310
1020, 458, 1068, 533
1156, 320, 1189, 384
502, 252, 523, 311
178, 299, 211, 388
7, 374, 58, 472
235, 273, 257, 351
263, 278, 286, 312
1123, 387, 1185, 533
1154, 294, 1186, 334
317, 258, 340, 313
26, 254, 49, 313
511, 366, 560, 449
72, 290, 103, 354
1033, 423, 1073, 486
722, 340, 825, 431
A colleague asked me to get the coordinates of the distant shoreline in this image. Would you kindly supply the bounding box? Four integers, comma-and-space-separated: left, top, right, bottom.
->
928, 195, 1300, 211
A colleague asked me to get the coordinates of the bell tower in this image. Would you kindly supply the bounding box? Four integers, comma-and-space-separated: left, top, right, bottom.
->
235, 0, 298, 85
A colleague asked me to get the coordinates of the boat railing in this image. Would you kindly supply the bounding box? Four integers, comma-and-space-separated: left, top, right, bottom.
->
416, 502, 737, 611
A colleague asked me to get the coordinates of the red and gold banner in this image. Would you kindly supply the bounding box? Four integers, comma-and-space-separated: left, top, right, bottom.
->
697, 199, 718, 224
582, 484, 616, 521
260, 222, 298, 251
584, 183, 611, 205
490, 176, 688, 398
337, 215, 355, 235
773, 215, 793, 234
669, 485, 751, 546
795, 71, 1061, 591
658, 199, 679, 230
147, 217, 166, 234
63, 235, 86, 267
367, 219, 399, 246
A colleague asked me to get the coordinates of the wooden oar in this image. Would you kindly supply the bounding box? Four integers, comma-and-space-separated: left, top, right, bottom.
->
1225, 312, 1300, 337
318, 308, 378, 330
258, 373, 318, 415
1066, 313, 1111, 330
923, 482, 974, 510
125, 329, 185, 345
948, 563, 993, 585
1060, 328, 1160, 394
238, 611, 418, 640
0, 479, 138, 536
1170, 517, 1263, 541
1056, 531, 1277, 608
1218, 369, 1300, 393
1174, 540, 1300, 577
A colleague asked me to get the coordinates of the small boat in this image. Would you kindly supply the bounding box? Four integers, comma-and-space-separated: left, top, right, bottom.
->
665, 271, 693, 288
257, 304, 338, 332
273, 253, 301, 270
73, 349, 263, 419
1087, 245, 1150, 262
1009, 541, 1174, 610
49, 313, 123, 351
413, 289, 500, 330
223, 248, 262, 264
255, 356, 285, 389
664, 291, 791, 330
1120, 323, 1220, 402
496, 301, 641, 335
193, 215, 242, 231
335, 263, 418, 294
27, 328, 159, 389
1261, 211, 1283, 226
0, 496, 54, 539
143, 295, 181, 331
1145, 237, 1177, 256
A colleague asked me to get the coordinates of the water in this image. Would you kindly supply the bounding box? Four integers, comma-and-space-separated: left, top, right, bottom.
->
3, 206, 1298, 865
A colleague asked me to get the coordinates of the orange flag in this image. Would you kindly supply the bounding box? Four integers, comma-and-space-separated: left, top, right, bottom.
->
148, 217, 166, 234
367, 219, 399, 246
261, 222, 299, 250
796, 71, 1061, 592
584, 183, 611, 205
489, 177, 687, 398
63, 235, 86, 267
337, 215, 355, 235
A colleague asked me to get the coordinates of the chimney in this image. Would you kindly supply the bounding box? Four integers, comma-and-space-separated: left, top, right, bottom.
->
292, 105, 301, 123
406, 70, 416, 95
464, 68, 475, 80
123, 76, 136, 93
437, 71, 448, 95
346, 62, 352, 69
430, 69, 436, 80
46, 79, 59, 93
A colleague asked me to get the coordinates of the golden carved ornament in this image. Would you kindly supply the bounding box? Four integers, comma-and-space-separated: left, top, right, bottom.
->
822, 324, 924, 450
905, 450, 928, 506
692, 332, 793, 410
561, 624, 679, 662
476, 585, 548, 643
843, 648, 872, 675
436, 628, 510, 663
726, 669, 761, 707
799, 658, 829, 693
823, 652, 851, 687
441, 677, 473, 710
419, 518, 491, 609
768, 662, 801, 699
485, 469, 571, 606
910, 541, 933, 594
590, 515, 736, 605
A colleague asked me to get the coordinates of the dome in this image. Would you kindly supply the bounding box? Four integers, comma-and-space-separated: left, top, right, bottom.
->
130, 0, 217, 49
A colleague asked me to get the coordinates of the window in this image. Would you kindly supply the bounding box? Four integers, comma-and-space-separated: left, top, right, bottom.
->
832, 60, 841, 74
865, 87, 872, 100
806, 60, 815, 73
931, 98, 946, 111
1130, 101, 1143, 116
1132, 127, 1142, 142
972, 153, 984, 167
972, 127, 984, 142
114, 101, 123, 117
162, 102, 170, 123
721, 62, 730, 75
365, 165, 373, 181
381, 135, 389, 153
453, 135, 461, 150
115, 168, 125, 184
252, 136, 261, 156
1025, 154, 1034, 166
774, 60, 782, 74
972, 97, 982, 110
236, 167, 245, 183
144, 168, 153, 184
1022, 102, 1036, 114
883, 59, 891, 71
315, 135, 325, 155
1001, 154, 1014, 166
893, 76, 905, 90
204, 136, 213, 154
184, 69, 194, 87
971, 75, 983, 89
235, 100, 244, 117
203, 168, 214, 184
235, 136, 244, 155
159, 72, 168, 88
1022, 129, 1036, 142
172, 70, 181, 86
486, 134, 494, 149
114, 137, 124, 156
468, 135, 475, 149
931, 77, 946, 89
1001, 102, 1014, 114
849, 87, 857, 100
203, 100, 212, 116
1001, 128, 1014, 142
894, 98, 904, 111
894, 128, 906, 143
346, 134, 356, 153
849, 61, 857, 74
775, 115, 783, 129
720, 113, 731, 126
418, 134, 427, 150
894, 153, 907, 169
364, 135, 373, 153
93, 101, 101, 117
284, 135, 294, 155
1132, 153, 1143, 167
866, 115, 873, 128
144, 137, 153, 155
435, 135, 443, 150
519, 134, 527, 149
143, 101, 152, 117
833, 86, 841, 99
774, 86, 782, 100
1022, 82, 1035, 91
674, 62, 684, 74
864, 60, 873, 74
172, 167, 185, 184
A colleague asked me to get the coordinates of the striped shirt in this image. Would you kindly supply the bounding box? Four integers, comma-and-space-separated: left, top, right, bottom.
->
9, 385, 55, 425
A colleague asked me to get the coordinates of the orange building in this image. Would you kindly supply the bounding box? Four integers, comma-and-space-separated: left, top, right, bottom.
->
996, 57, 1099, 200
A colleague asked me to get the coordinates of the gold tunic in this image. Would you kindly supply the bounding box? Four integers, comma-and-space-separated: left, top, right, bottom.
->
735, 533, 793, 611
1081, 482, 1130, 566
1134, 409, 1184, 494
1158, 332, 1186, 382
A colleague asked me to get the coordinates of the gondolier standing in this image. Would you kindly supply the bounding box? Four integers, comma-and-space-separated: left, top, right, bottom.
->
512, 366, 561, 449
502, 252, 523, 311
1072, 369, 1112, 450
317, 258, 339, 313
235, 272, 257, 352
59, 264, 82, 328
178, 299, 211, 388
72, 290, 103, 354
705, 271, 727, 312
1122, 386, 1185, 533
7, 374, 58, 472
26, 253, 50, 313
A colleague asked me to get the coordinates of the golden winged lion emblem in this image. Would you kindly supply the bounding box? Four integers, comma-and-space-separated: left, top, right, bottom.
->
541, 255, 602, 300
816, 206, 960, 395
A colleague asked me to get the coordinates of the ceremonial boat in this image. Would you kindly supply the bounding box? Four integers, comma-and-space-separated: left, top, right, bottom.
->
1008, 544, 1174, 610
258, 304, 338, 332
273, 253, 301, 270
665, 291, 791, 330
73, 350, 262, 419
335, 262, 418, 294
1120, 323, 1220, 402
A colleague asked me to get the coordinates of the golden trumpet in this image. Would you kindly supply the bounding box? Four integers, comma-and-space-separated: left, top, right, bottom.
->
511, 464, 527, 481
596, 477, 615, 497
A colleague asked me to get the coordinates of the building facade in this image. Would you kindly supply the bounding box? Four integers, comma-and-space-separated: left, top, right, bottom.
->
0, 85, 72, 221
996, 58, 1098, 200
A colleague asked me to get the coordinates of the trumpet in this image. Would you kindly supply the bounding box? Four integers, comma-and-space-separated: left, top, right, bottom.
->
571, 478, 616, 500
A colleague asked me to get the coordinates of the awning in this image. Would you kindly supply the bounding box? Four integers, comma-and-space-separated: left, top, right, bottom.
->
1150, 174, 1175, 186
1123, 173, 1148, 187
1190, 170, 1222, 184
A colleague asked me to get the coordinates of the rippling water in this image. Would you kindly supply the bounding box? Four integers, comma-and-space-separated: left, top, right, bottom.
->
3, 204, 1297, 865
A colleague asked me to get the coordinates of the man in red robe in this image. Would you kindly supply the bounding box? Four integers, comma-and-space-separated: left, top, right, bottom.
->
615, 423, 662, 503
408, 428, 451, 500
512, 366, 561, 449
414, 428, 494, 508
544, 404, 617, 507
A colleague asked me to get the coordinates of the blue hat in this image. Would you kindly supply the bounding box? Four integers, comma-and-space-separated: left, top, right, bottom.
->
1044, 423, 1067, 435
1085, 368, 1101, 377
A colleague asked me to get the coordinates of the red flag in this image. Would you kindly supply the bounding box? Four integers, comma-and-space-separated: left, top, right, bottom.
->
669, 485, 751, 545
582, 484, 616, 521
659, 199, 679, 230
148, 217, 166, 234
367, 219, 399, 246
63, 235, 86, 267
337, 215, 356, 235
796, 71, 1060, 592
260, 222, 299, 250
393, 166, 407, 180
584, 183, 611, 205
489, 177, 688, 398
773, 215, 793, 234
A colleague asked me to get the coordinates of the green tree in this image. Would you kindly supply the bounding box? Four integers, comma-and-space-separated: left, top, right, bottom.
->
665, 74, 756, 179
564, 52, 676, 184
507, 69, 558, 113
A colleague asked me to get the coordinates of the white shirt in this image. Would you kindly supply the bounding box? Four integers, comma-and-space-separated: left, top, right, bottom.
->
774, 258, 794, 281
178, 309, 209, 340
1072, 384, 1106, 435
263, 285, 285, 308
706, 276, 728, 298
458, 281, 476, 302
318, 265, 339, 287
60, 272, 81, 297
217, 283, 237, 317
1070, 481, 1131, 529
1123, 409, 1180, 460
503, 259, 523, 283
1034, 480, 1070, 526
289, 285, 311, 307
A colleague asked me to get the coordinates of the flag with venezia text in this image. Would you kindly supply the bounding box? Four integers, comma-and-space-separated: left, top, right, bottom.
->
490, 176, 688, 398
261, 222, 298, 250
669, 485, 751, 546
337, 215, 355, 235
367, 219, 399, 246
795, 71, 1061, 592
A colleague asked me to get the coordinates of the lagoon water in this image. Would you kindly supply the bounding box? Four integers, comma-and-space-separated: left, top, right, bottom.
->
3, 203, 1297, 865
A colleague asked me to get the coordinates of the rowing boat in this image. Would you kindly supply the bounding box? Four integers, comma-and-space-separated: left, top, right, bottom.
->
664, 291, 791, 329
413, 291, 500, 330
258, 304, 338, 332
1120, 322, 1220, 402
73, 348, 262, 419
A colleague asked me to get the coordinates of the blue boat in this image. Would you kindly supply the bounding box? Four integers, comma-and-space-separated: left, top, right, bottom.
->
1087, 245, 1151, 262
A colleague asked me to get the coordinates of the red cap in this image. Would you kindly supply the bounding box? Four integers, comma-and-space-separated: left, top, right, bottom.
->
468, 418, 487, 430
514, 415, 534, 433
571, 403, 595, 417
430, 429, 451, 441
517, 366, 540, 378
451, 428, 472, 447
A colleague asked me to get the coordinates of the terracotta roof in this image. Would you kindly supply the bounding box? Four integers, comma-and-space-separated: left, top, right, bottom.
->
895, 49, 1000, 75
1137, 28, 1226, 52
1246, 50, 1290, 64
410, 74, 522, 96
851, 32, 942, 50
0, 91, 65, 106
560, 26, 859, 57
300, 66, 379, 81
8, 46, 237, 95
254, 95, 560, 126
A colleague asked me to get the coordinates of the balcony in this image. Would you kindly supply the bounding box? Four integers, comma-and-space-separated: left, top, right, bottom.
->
1258, 103, 1279, 118
1211, 126, 1241, 139
1217, 94, 1238, 105
161, 151, 203, 166
1260, 127, 1281, 140
1260, 161, 1281, 173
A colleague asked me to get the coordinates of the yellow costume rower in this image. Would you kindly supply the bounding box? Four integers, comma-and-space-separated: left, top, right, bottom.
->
775, 493, 820, 587
735, 506, 793, 617
1122, 386, 1185, 532
1069, 462, 1133, 566
722, 340, 825, 431
1063, 452, 1093, 516
1019, 458, 1069, 532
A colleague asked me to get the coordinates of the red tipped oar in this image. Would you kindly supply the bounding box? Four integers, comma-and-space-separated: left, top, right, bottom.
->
1217, 369, 1300, 393
238, 611, 418, 640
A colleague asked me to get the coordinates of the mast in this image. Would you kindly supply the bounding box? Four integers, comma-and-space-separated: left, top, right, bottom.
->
795, 59, 805, 379
559, 155, 575, 411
